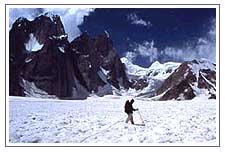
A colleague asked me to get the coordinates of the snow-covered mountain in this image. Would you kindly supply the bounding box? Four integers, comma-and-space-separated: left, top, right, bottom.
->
121, 57, 149, 76
121, 57, 180, 80
147, 61, 181, 80
121, 57, 180, 97
156, 59, 216, 100
9, 13, 216, 101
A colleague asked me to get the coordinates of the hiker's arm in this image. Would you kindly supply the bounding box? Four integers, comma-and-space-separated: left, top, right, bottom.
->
132, 106, 138, 111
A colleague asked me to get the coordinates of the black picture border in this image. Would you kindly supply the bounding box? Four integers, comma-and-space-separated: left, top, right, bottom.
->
5, 3, 220, 148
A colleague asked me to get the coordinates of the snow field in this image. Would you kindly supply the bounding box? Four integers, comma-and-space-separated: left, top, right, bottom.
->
9, 96, 216, 144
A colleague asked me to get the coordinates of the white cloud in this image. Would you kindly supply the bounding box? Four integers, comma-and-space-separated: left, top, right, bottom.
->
125, 17, 216, 65
9, 8, 94, 41
125, 40, 158, 63
127, 13, 152, 27
125, 51, 137, 63
134, 40, 158, 63
44, 8, 94, 41
9, 8, 42, 27
163, 19, 216, 63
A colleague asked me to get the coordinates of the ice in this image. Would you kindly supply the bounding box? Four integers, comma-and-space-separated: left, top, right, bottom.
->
25, 58, 32, 63
58, 34, 68, 39
9, 95, 217, 145
99, 66, 110, 76
25, 33, 43, 52
58, 47, 65, 53
51, 34, 68, 40
104, 30, 110, 38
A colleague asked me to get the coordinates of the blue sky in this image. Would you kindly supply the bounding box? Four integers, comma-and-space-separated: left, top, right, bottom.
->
79, 8, 216, 67
10, 8, 216, 67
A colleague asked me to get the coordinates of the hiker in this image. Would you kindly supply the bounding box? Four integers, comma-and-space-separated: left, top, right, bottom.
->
124, 99, 138, 124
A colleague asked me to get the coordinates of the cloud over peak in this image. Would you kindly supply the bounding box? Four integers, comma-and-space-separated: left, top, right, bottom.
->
127, 13, 152, 27
9, 8, 94, 41
124, 17, 216, 66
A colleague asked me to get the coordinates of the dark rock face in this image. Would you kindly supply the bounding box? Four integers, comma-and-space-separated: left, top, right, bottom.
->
10, 13, 88, 99
9, 13, 130, 99
9, 17, 30, 96
156, 59, 216, 100
70, 32, 130, 93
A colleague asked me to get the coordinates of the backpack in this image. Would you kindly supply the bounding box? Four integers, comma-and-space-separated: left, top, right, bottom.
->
124, 100, 129, 113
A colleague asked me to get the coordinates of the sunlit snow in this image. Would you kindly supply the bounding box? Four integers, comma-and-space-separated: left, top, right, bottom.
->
121, 57, 180, 80
25, 33, 43, 52
9, 95, 217, 144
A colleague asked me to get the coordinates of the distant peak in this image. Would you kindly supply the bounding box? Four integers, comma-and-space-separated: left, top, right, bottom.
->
150, 61, 162, 68
187, 58, 215, 66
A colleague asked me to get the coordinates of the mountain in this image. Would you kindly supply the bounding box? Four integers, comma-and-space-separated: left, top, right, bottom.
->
156, 59, 216, 100
9, 13, 77, 99
9, 13, 216, 100
121, 57, 180, 97
9, 13, 130, 99
121, 57, 180, 80
69, 32, 130, 96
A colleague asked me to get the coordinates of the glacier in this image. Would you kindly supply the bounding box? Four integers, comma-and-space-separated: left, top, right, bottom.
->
9, 95, 217, 145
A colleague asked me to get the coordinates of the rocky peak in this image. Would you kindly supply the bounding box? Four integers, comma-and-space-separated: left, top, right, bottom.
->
70, 32, 130, 92
10, 13, 130, 98
9, 13, 89, 99
156, 59, 216, 100
31, 12, 66, 44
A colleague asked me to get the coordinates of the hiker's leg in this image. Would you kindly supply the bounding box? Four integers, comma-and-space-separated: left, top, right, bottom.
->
130, 114, 134, 124
128, 113, 133, 124
125, 114, 129, 123
126, 114, 132, 123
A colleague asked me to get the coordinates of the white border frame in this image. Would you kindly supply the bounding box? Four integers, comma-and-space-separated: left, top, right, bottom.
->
5, 4, 220, 148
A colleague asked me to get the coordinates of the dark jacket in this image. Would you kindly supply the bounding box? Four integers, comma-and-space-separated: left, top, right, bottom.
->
124, 100, 137, 114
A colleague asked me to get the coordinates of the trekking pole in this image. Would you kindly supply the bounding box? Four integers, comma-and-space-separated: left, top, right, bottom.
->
137, 110, 145, 126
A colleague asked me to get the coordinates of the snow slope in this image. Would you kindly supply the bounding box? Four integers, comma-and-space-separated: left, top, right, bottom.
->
121, 57, 149, 76
120, 57, 181, 97
121, 57, 180, 80
9, 96, 217, 145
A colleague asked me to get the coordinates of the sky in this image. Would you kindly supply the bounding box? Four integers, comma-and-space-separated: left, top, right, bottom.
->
9, 8, 216, 67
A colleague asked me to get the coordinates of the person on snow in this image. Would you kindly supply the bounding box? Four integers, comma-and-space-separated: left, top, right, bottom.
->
124, 99, 138, 124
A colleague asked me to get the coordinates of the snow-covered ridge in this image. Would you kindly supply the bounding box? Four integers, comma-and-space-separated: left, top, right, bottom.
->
121, 57, 180, 80
121, 57, 148, 76
188, 59, 216, 97
188, 59, 216, 76
156, 58, 216, 100
148, 61, 181, 80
